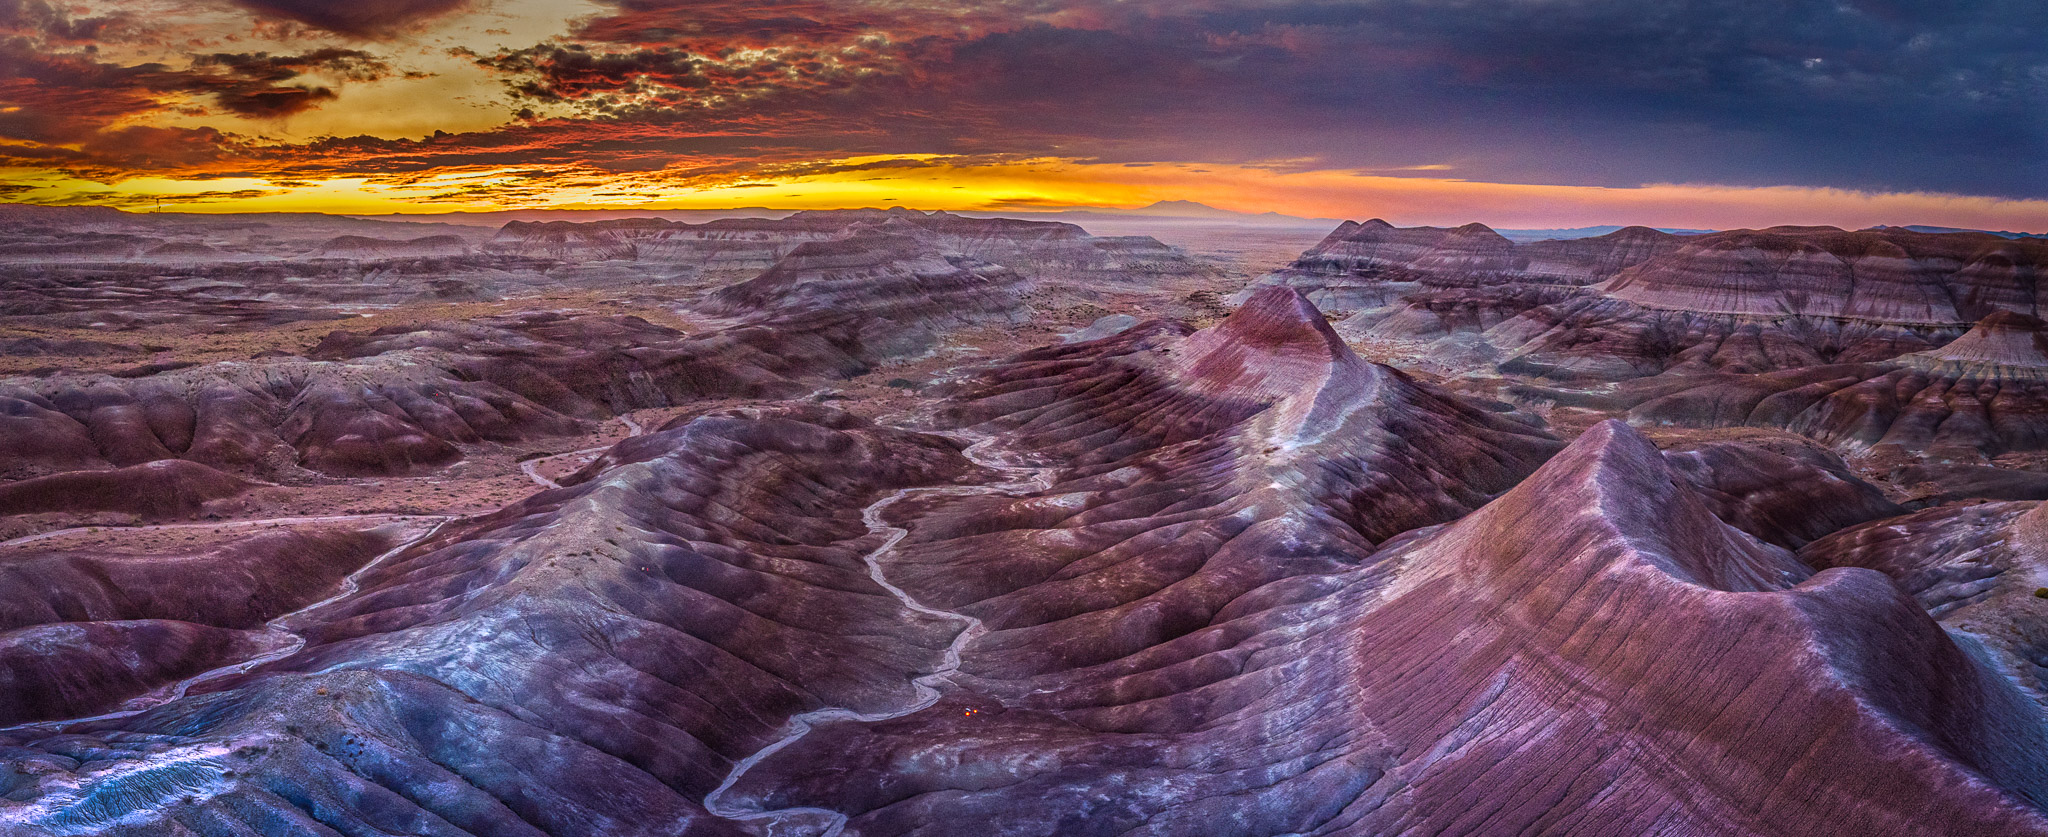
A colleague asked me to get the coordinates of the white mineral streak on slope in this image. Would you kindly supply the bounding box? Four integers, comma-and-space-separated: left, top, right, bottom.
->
0, 742, 241, 835
702, 432, 1057, 837
0, 516, 452, 737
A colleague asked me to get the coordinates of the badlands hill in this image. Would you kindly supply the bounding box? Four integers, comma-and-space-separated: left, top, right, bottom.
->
1259, 220, 2048, 382
1625, 309, 2048, 456
0, 208, 1221, 340
8, 208, 2048, 835
0, 233, 1037, 484
9, 289, 2043, 835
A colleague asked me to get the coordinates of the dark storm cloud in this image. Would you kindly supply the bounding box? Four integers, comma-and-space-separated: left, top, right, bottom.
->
227, 0, 471, 38
0, 39, 397, 169
457, 0, 2047, 197
190, 49, 399, 116
1161, 0, 2048, 196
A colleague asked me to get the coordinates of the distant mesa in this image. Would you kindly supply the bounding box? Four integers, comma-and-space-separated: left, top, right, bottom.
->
1872, 224, 2048, 241
486, 207, 1221, 289
1594, 226, 2042, 323
143, 240, 226, 260
313, 234, 471, 259
1292, 219, 2048, 382
1243, 218, 1684, 311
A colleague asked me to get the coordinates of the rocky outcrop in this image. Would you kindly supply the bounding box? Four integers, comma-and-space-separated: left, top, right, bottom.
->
1899, 310, 2048, 381
1600, 227, 2046, 322
1471, 294, 1954, 381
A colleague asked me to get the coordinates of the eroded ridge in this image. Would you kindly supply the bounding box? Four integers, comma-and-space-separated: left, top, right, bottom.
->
9, 281, 2048, 836
1629, 309, 2048, 456
727, 420, 2048, 836
0, 405, 979, 836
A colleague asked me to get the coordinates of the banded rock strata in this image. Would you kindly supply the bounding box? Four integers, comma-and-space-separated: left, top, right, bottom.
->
1627, 310, 2048, 456
488, 208, 1219, 289
1256, 221, 2048, 382
6, 286, 2048, 836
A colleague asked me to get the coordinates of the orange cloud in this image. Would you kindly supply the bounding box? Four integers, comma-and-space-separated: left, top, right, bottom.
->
7, 155, 2044, 233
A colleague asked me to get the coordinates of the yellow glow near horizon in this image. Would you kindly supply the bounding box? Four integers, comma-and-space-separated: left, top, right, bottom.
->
5, 155, 2047, 232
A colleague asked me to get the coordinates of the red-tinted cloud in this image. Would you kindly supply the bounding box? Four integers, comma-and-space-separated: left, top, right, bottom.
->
0, 36, 399, 175
0, 0, 129, 42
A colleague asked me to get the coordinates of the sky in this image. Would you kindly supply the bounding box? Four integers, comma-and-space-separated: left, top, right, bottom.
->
0, 0, 2043, 229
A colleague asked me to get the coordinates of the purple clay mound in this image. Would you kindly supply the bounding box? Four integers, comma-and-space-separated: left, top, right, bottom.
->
0, 459, 251, 519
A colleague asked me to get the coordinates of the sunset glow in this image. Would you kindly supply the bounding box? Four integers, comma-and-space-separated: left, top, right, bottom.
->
0, 1, 2041, 230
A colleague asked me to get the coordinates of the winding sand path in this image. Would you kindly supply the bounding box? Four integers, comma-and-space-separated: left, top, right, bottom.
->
701, 432, 1056, 836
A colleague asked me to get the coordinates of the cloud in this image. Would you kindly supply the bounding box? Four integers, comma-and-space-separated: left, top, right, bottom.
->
0, 39, 399, 171
0, 0, 130, 42
1, 0, 2044, 222
456, 0, 2048, 198
227, 0, 471, 38
189, 49, 398, 117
